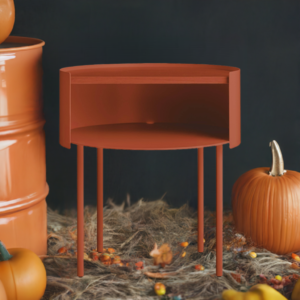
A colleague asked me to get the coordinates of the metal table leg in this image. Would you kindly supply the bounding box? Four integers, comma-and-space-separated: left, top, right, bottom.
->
198, 148, 204, 253
97, 148, 104, 253
216, 145, 223, 276
77, 145, 84, 277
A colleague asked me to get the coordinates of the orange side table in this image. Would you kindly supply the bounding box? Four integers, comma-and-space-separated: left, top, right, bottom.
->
59, 63, 241, 277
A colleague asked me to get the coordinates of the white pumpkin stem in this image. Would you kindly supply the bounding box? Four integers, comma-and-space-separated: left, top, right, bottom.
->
0, 241, 12, 261
269, 140, 286, 176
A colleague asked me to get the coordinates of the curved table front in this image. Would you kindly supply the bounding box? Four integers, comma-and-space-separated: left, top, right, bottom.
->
71, 123, 229, 150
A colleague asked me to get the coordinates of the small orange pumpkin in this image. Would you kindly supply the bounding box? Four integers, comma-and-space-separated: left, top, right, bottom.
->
0, 0, 15, 44
232, 141, 300, 254
0, 280, 7, 300
0, 241, 47, 300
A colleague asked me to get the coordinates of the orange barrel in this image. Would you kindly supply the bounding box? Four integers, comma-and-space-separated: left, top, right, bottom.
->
0, 36, 48, 255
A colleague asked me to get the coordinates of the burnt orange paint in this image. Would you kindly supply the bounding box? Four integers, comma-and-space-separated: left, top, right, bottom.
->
0, 36, 48, 255
77, 145, 84, 276
216, 145, 223, 276
198, 148, 204, 253
59, 63, 241, 276
60, 64, 240, 150
97, 148, 103, 253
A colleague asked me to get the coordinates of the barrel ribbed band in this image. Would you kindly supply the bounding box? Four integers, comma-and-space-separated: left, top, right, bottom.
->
0, 119, 45, 137
0, 184, 49, 215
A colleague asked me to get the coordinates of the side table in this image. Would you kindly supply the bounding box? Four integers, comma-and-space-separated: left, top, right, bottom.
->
59, 63, 241, 277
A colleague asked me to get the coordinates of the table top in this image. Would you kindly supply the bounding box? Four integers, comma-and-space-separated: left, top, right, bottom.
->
61, 63, 239, 84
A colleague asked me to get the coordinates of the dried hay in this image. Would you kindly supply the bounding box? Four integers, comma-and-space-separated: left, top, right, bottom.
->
42, 198, 300, 300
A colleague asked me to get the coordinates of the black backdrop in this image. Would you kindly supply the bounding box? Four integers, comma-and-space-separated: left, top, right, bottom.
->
11, 0, 300, 211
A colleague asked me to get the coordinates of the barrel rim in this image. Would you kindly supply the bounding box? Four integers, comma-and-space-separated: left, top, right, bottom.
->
0, 36, 45, 52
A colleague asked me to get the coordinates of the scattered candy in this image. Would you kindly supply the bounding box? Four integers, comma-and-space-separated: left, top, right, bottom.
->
231, 273, 241, 283
69, 230, 77, 240
57, 246, 68, 254
154, 282, 166, 296
92, 255, 98, 261
54, 232, 299, 299
135, 261, 144, 270
100, 253, 111, 263
195, 264, 205, 271
292, 253, 300, 262
259, 273, 300, 290
292, 274, 300, 281
90, 251, 98, 257
291, 263, 300, 270
259, 274, 268, 283
112, 256, 121, 264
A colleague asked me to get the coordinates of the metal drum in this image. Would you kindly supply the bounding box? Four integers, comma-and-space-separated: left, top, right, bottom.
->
0, 36, 48, 255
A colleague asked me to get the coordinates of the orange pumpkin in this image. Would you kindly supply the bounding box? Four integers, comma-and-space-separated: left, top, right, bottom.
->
0, 241, 47, 300
232, 141, 300, 254
0, 280, 7, 300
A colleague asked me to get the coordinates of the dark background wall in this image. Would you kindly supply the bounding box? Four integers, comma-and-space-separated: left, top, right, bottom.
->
11, 0, 300, 212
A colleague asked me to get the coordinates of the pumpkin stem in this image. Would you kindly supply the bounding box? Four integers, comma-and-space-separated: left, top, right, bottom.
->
0, 241, 13, 261
269, 140, 286, 176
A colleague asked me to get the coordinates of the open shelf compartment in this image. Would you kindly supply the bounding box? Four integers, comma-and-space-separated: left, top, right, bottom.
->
60, 64, 240, 150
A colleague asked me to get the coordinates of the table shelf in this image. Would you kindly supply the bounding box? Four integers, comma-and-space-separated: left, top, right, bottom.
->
71, 123, 229, 150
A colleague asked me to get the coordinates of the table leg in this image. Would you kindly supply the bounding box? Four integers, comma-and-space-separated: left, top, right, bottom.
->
77, 145, 84, 277
216, 145, 223, 276
97, 148, 103, 252
197, 148, 204, 253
